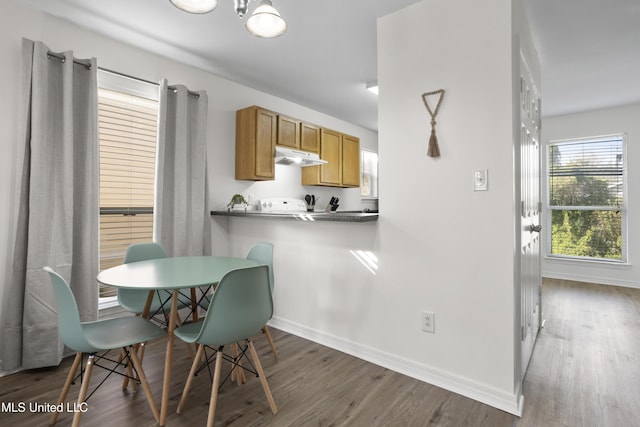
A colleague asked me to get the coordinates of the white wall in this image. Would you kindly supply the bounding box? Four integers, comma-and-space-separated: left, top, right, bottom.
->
541, 102, 640, 288
377, 0, 519, 412
0, 0, 376, 370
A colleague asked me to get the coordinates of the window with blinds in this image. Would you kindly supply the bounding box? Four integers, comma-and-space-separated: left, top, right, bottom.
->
98, 75, 159, 298
547, 134, 626, 261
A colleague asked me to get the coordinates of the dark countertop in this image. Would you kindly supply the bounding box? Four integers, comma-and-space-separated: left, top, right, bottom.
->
210, 210, 378, 222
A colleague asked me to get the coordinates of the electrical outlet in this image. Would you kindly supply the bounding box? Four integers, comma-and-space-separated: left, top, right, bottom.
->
421, 311, 435, 333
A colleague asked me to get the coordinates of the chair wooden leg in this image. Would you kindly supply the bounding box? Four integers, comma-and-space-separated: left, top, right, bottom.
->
230, 343, 237, 383
137, 342, 148, 382
247, 340, 277, 415
230, 343, 246, 385
50, 352, 83, 425
118, 348, 129, 390
263, 325, 279, 360
206, 350, 224, 427
138, 341, 147, 362
128, 346, 160, 423
174, 309, 182, 328
177, 344, 205, 414
122, 346, 139, 392
71, 354, 95, 427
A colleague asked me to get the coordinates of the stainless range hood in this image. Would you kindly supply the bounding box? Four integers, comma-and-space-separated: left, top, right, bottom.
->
274, 146, 327, 167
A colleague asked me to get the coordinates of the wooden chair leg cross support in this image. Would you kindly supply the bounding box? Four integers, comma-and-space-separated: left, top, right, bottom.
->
177, 341, 277, 426
77, 349, 142, 398
193, 343, 250, 387
51, 348, 159, 427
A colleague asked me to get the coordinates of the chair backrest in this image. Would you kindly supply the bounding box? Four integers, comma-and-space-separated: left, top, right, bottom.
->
124, 242, 168, 263
246, 242, 274, 293
118, 242, 168, 313
195, 265, 273, 347
43, 267, 94, 353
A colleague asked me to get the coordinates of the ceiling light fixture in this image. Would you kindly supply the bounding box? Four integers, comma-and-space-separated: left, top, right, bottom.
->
366, 81, 379, 95
170, 0, 218, 14
246, 0, 287, 38
171, 0, 287, 38
234, 0, 250, 17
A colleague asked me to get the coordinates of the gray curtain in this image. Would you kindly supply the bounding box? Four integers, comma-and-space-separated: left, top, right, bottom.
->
154, 80, 211, 257
0, 39, 99, 371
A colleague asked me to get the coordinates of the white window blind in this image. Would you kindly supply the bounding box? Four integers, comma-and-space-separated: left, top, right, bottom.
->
547, 134, 626, 261
98, 85, 159, 298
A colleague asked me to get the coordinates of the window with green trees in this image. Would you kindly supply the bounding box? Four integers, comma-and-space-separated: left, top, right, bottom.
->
547, 135, 625, 261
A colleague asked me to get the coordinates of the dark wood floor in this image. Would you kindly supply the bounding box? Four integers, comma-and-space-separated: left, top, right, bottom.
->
1, 278, 639, 426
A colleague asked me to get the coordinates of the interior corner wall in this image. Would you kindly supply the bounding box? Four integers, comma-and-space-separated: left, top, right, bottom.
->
541, 102, 640, 289
377, 0, 520, 414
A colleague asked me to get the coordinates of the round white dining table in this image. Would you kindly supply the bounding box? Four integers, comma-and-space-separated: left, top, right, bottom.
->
97, 255, 259, 426
97, 256, 258, 290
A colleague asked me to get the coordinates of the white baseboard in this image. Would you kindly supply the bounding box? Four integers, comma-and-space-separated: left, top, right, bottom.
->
268, 317, 523, 417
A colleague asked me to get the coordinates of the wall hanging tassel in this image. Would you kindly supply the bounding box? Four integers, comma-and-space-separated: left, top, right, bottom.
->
428, 123, 440, 158
421, 89, 445, 158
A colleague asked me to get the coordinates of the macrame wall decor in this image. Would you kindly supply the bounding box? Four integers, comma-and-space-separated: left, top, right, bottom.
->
421, 89, 446, 158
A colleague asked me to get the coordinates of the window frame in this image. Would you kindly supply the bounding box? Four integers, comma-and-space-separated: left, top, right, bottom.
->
545, 133, 628, 263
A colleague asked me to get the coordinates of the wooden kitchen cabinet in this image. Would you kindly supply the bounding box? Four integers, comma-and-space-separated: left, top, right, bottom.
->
236, 106, 276, 180
319, 128, 342, 185
278, 116, 321, 153
342, 134, 361, 187
236, 105, 359, 186
302, 129, 360, 188
277, 115, 300, 149
300, 122, 320, 153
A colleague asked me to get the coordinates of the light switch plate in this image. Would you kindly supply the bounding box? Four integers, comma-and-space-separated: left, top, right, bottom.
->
474, 169, 488, 191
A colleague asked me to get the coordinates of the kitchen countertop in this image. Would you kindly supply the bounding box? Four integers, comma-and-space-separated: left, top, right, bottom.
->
210, 210, 378, 222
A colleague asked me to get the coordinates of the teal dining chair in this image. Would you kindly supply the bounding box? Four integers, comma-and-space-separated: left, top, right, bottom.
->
174, 265, 277, 427
246, 242, 279, 360
196, 242, 278, 360
118, 242, 193, 323
43, 266, 165, 427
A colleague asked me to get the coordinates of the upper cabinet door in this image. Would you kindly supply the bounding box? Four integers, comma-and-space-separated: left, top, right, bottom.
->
341, 135, 360, 187
319, 128, 342, 186
236, 106, 276, 181
277, 115, 300, 149
255, 109, 277, 178
300, 122, 320, 153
